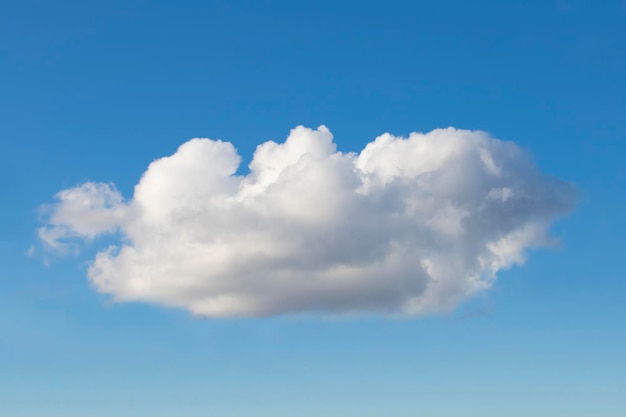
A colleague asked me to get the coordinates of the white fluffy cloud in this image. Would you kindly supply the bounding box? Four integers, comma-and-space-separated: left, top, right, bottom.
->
38, 126, 575, 317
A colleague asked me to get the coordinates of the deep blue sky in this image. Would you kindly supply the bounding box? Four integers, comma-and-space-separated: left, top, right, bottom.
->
1, 1, 625, 416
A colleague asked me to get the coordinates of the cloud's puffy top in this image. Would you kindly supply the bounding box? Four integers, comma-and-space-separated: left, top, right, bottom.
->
39, 126, 575, 317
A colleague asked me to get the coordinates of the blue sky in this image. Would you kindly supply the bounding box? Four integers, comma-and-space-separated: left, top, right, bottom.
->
1, 0, 625, 416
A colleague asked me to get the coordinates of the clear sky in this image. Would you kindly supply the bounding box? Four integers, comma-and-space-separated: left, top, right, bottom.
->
1, 1, 625, 416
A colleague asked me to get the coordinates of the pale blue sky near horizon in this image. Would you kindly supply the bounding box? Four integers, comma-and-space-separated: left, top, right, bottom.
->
1, 1, 625, 416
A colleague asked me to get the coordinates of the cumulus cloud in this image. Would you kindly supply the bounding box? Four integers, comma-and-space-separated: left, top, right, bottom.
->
38, 126, 575, 317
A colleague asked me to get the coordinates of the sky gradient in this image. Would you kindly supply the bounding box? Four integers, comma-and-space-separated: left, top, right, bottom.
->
2, 1, 625, 416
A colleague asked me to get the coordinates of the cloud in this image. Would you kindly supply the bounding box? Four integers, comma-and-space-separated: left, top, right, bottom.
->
38, 126, 575, 317
39, 182, 129, 253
